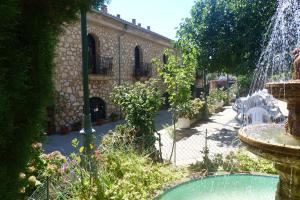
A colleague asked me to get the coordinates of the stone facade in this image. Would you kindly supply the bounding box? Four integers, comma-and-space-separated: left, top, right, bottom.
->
53, 9, 172, 131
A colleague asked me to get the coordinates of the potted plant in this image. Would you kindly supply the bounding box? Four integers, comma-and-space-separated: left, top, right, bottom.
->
60, 125, 70, 134
177, 98, 204, 128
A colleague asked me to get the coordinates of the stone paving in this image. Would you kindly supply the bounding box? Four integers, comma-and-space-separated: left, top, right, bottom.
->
43, 105, 242, 166
43, 110, 172, 155
158, 105, 242, 166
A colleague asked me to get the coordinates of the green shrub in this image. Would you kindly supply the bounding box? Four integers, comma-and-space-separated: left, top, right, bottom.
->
189, 150, 276, 175
177, 98, 204, 119
99, 149, 183, 200
101, 124, 136, 150
189, 143, 223, 173
222, 151, 277, 174
19, 143, 66, 198
111, 79, 163, 153
237, 75, 252, 96
0, 1, 107, 198
228, 82, 238, 99
189, 155, 223, 173
54, 147, 184, 200
207, 88, 228, 113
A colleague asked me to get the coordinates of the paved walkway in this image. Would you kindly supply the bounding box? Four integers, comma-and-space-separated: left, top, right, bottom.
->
43, 110, 172, 155
158, 105, 242, 166
43, 105, 241, 166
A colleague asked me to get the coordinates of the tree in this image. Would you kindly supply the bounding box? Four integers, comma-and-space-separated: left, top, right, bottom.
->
111, 79, 163, 153
153, 49, 197, 164
177, 0, 277, 75
0, 0, 106, 198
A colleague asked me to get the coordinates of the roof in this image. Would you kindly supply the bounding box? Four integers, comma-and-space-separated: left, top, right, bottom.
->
91, 9, 173, 43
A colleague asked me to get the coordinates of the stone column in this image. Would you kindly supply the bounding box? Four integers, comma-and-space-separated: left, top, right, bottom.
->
275, 163, 300, 200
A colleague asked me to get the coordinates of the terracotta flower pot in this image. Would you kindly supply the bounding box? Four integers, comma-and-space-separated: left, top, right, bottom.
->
60, 126, 70, 134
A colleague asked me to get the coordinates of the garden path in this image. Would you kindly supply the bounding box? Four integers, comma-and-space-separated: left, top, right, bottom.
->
43, 110, 172, 155
43, 105, 241, 163
158, 105, 242, 166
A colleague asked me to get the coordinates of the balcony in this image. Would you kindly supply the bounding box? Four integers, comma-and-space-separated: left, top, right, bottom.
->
134, 62, 152, 77
90, 56, 113, 76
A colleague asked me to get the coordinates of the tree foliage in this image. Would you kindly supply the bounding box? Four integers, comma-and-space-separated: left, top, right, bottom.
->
111, 79, 163, 153
153, 49, 197, 162
154, 49, 197, 117
177, 0, 277, 74
0, 0, 106, 198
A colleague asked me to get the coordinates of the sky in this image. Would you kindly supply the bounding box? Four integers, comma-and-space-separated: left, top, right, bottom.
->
107, 0, 196, 40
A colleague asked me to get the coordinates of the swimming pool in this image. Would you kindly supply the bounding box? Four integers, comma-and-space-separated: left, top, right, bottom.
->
157, 174, 279, 200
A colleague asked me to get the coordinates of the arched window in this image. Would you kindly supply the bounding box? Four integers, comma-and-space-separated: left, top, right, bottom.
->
89, 97, 106, 123
134, 46, 142, 69
88, 34, 97, 73
163, 54, 168, 64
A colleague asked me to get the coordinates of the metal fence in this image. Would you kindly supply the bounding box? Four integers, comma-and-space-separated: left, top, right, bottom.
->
29, 159, 79, 200
157, 124, 243, 166
30, 116, 243, 199
28, 175, 49, 200
90, 56, 113, 75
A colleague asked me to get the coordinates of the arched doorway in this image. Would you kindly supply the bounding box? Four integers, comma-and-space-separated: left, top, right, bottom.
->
90, 97, 106, 123
88, 34, 97, 73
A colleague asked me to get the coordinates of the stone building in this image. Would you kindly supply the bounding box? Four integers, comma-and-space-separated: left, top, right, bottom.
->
52, 6, 172, 131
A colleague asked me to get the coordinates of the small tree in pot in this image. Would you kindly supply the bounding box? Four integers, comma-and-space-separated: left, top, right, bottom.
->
153, 48, 197, 163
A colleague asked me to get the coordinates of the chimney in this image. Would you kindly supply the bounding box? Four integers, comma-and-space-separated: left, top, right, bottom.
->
147, 26, 151, 30
116, 14, 120, 18
132, 19, 136, 25
101, 5, 107, 13
138, 23, 141, 27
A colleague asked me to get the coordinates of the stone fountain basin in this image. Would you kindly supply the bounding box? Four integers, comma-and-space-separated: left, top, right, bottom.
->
265, 80, 300, 101
239, 124, 300, 165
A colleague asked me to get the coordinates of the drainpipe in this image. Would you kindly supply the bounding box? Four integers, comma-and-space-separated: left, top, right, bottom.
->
117, 24, 127, 117
118, 36, 122, 85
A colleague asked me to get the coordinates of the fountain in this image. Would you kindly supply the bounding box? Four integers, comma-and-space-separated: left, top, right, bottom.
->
249, 0, 300, 93
158, 1, 299, 199
239, 1, 300, 199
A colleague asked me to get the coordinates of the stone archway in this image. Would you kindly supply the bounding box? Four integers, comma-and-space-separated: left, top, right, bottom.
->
89, 97, 106, 123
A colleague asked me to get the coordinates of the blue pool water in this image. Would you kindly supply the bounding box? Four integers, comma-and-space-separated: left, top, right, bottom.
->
158, 174, 279, 200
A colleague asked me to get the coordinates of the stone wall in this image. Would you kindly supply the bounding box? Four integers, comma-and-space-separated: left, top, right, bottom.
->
53, 10, 171, 131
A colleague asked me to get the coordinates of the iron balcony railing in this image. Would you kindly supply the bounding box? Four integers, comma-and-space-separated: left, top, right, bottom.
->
90, 56, 113, 75
134, 62, 152, 77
